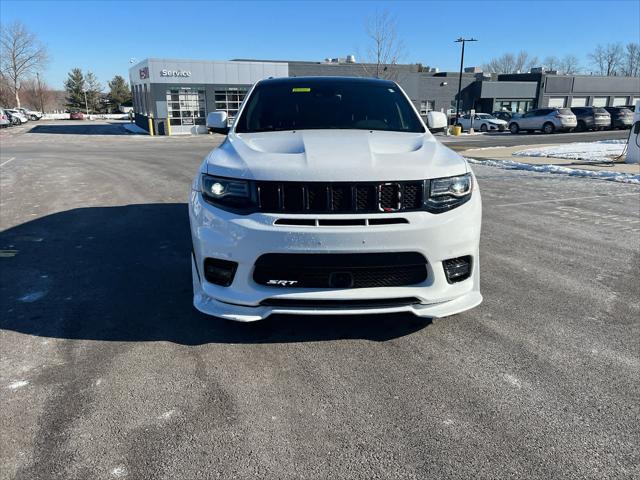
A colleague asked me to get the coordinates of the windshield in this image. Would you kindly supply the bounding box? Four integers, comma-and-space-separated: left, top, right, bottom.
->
235, 80, 425, 133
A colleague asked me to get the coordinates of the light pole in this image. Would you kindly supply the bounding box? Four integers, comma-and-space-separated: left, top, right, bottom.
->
36, 72, 45, 114
454, 37, 477, 124
83, 90, 89, 115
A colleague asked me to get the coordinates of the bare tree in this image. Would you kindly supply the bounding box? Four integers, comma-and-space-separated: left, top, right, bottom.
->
544, 56, 560, 71
483, 51, 539, 74
362, 11, 405, 80
588, 43, 623, 76
622, 42, 640, 76
0, 21, 48, 108
20, 76, 55, 112
559, 54, 581, 74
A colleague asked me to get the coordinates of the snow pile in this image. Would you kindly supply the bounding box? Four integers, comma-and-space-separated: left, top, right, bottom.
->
466, 157, 640, 185
513, 140, 627, 163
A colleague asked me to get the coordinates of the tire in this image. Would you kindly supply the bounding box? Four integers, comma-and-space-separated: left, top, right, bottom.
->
29, 115, 37, 121
542, 122, 555, 134
576, 120, 586, 132
480, 123, 488, 132
509, 123, 519, 134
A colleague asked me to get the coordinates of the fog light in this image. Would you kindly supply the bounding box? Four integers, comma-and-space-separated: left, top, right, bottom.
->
443, 256, 472, 283
204, 258, 238, 286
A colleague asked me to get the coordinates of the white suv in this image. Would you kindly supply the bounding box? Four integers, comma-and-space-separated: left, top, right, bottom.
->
190, 77, 482, 321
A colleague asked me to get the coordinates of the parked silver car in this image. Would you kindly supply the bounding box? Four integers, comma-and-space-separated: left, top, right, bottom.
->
509, 108, 577, 134
0, 108, 10, 128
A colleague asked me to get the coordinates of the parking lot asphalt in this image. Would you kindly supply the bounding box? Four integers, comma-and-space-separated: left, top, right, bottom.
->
1, 121, 639, 479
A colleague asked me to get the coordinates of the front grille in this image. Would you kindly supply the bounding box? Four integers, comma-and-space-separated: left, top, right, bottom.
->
253, 252, 428, 289
256, 181, 424, 214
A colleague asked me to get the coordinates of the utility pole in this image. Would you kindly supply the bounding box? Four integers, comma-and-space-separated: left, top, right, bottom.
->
36, 72, 45, 114
84, 90, 89, 115
454, 37, 477, 124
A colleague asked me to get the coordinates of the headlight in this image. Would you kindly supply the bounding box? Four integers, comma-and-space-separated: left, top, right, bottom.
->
426, 173, 473, 213
200, 174, 257, 212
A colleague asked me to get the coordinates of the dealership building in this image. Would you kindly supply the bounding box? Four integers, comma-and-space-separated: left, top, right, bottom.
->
129, 57, 640, 135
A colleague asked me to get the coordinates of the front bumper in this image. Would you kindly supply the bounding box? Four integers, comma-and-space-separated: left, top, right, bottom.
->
189, 182, 482, 321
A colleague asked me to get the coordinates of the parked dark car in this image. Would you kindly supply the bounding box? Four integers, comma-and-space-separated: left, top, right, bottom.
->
570, 107, 611, 131
69, 111, 84, 120
603, 106, 634, 129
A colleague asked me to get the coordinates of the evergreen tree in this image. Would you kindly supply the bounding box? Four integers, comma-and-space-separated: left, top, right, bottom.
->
64, 68, 85, 110
108, 75, 132, 111
85, 71, 102, 113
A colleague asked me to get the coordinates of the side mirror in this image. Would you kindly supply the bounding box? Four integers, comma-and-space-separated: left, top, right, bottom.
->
206, 111, 229, 135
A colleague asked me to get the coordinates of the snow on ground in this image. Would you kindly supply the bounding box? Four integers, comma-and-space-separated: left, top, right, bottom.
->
513, 139, 627, 163
466, 157, 640, 185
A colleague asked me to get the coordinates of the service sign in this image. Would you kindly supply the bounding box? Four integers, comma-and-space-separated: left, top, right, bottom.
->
160, 69, 192, 78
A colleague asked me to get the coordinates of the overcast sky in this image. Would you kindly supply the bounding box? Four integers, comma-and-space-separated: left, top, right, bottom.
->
2, 0, 639, 89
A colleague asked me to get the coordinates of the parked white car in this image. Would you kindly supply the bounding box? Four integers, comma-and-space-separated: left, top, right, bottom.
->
18, 108, 42, 120
457, 113, 508, 132
190, 77, 482, 321
0, 108, 10, 128
5, 109, 28, 125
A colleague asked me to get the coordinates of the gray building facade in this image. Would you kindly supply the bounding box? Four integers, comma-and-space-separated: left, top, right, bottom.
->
498, 73, 640, 110
129, 57, 640, 135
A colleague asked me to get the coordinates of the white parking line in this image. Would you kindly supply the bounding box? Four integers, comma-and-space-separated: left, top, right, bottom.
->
494, 192, 639, 207
0, 157, 16, 167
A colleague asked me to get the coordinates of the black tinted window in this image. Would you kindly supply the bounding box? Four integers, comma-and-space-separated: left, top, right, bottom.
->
593, 108, 608, 114
236, 80, 425, 133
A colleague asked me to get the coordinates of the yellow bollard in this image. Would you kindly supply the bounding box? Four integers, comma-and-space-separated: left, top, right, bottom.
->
452, 125, 462, 136
148, 116, 154, 136
166, 118, 172, 136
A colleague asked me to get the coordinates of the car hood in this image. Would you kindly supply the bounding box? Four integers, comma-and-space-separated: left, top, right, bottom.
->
486, 119, 507, 125
204, 130, 467, 182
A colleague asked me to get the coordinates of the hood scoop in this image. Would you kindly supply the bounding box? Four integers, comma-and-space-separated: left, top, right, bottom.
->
238, 130, 425, 156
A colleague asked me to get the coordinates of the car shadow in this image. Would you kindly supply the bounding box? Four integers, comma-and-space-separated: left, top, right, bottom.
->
0, 204, 431, 345
28, 123, 130, 136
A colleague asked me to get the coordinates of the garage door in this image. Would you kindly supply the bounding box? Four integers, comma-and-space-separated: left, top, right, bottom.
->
571, 97, 587, 107
548, 97, 566, 108
592, 97, 608, 107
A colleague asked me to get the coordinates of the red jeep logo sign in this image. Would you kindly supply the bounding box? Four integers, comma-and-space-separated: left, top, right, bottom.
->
139, 67, 149, 79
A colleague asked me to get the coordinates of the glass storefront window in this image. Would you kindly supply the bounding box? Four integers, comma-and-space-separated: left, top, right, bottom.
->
493, 99, 533, 114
